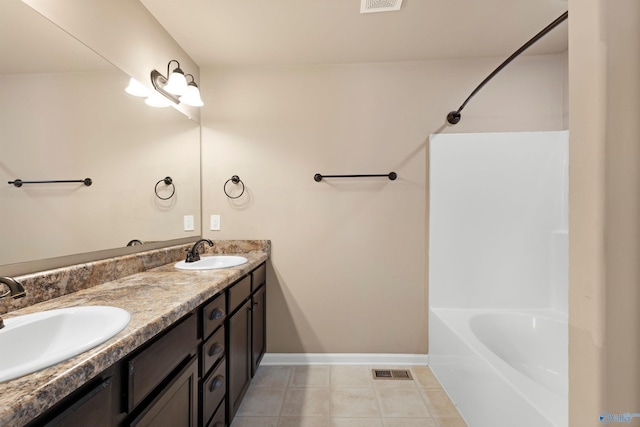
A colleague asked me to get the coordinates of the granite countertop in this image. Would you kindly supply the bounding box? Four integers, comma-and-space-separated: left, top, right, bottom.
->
0, 250, 268, 427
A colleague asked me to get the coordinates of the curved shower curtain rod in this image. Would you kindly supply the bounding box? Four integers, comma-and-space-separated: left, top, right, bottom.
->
446, 11, 568, 125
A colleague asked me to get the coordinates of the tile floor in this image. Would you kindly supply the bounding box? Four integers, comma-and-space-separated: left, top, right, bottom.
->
231, 365, 468, 427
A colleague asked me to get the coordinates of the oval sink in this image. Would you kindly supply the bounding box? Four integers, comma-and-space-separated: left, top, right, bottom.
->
0, 306, 130, 382
175, 255, 248, 270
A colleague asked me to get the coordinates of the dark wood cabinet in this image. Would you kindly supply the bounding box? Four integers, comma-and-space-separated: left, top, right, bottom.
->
129, 356, 198, 427
228, 298, 252, 421
43, 378, 113, 427
24, 262, 267, 427
251, 284, 266, 377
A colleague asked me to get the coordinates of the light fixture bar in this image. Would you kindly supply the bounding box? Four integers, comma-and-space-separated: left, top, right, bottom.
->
150, 70, 180, 104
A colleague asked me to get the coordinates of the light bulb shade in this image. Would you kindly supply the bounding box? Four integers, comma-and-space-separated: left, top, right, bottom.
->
125, 78, 150, 97
164, 68, 188, 95
179, 83, 204, 107
145, 91, 172, 108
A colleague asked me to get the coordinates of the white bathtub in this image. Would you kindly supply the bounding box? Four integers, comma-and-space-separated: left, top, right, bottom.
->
429, 308, 568, 427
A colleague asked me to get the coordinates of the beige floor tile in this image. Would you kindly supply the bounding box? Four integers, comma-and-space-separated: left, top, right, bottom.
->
278, 417, 331, 427
253, 366, 293, 388
331, 366, 373, 388
231, 416, 280, 427
236, 387, 286, 417
433, 417, 468, 427
376, 388, 431, 418
419, 390, 460, 418
410, 367, 441, 389
281, 388, 331, 417
331, 388, 381, 418
372, 379, 418, 390
331, 418, 384, 427
289, 366, 331, 388
383, 418, 437, 427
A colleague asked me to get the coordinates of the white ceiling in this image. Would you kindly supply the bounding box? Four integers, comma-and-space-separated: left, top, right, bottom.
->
140, 0, 569, 67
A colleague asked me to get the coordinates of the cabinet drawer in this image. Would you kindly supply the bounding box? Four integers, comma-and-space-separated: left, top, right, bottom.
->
228, 275, 251, 314
202, 293, 226, 339
206, 399, 225, 427
201, 326, 225, 376
252, 263, 266, 292
127, 313, 198, 410
202, 359, 226, 426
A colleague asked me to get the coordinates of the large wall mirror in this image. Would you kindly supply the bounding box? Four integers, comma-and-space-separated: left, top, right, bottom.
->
0, 0, 201, 273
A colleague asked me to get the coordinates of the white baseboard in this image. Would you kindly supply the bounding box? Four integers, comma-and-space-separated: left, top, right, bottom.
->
261, 353, 429, 366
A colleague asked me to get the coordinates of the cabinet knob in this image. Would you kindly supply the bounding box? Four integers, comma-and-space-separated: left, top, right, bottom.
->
208, 342, 224, 357
209, 308, 224, 320
209, 375, 224, 392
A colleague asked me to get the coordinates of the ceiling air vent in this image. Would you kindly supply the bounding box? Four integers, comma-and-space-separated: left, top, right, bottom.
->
360, 0, 403, 14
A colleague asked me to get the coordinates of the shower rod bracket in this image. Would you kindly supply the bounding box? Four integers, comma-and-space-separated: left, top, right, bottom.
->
446, 11, 568, 125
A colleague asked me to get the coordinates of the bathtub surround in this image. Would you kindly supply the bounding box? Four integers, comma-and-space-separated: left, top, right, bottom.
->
429, 131, 569, 426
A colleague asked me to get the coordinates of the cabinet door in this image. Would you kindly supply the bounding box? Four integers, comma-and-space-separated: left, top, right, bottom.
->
44, 378, 113, 427
251, 285, 266, 377
129, 356, 198, 427
228, 298, 251, 422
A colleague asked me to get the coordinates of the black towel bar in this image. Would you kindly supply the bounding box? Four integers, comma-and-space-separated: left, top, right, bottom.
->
314, 172, 397, 182
8, 178, 92, 187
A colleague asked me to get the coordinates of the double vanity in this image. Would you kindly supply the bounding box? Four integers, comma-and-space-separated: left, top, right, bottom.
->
0, 240, 270, 427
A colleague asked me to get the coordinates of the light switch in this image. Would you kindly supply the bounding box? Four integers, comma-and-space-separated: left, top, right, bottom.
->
211, 214, 221, 231
184, 215, 195, 231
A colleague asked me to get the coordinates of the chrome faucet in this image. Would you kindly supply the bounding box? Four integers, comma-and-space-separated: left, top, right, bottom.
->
0, 276, 26, 330
185, 239, 214, 263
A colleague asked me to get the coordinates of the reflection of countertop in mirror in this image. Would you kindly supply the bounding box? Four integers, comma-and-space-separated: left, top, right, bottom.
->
0, 241, 270, 427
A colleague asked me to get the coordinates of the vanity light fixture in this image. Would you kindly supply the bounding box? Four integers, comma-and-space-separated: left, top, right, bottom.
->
144, 90, 172, 108
179, 74, 204, 107
124, 77, 150, 97
150, 60, 204, 107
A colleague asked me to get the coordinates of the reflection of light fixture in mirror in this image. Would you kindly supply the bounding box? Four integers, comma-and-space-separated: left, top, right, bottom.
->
144, 91, 172, 108
150, 60, 203, 107
125, 78, 150, 97
179, 74, 204, 107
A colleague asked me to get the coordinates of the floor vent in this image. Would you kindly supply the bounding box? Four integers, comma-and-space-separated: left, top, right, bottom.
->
372, 369, 413, 380
360, 0, 403, 14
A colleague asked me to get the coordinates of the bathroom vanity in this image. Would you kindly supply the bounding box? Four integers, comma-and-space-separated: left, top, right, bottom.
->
0, 241, 269, 427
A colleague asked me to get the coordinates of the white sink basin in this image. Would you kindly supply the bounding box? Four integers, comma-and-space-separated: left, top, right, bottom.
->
0, 306, 130, 382
175, 255, 248, 270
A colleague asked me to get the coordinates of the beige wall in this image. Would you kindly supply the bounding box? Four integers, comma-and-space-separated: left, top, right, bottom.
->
568, 0, 640, 425
201, 55, 566, 354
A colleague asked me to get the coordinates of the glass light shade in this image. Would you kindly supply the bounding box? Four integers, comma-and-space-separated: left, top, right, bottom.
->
144, 91, 172, 108
179, 84, 204, 107
164, 69, 188, 95
124, 78, 150, 97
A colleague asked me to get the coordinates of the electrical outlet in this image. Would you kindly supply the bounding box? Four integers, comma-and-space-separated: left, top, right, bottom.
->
183, 215, 194, 231
210, 214, 220, 231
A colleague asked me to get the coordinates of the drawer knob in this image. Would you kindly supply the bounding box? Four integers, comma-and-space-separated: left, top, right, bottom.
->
208, 342, 224, 357
209, 308, 224, 320
209, 375, 224, 392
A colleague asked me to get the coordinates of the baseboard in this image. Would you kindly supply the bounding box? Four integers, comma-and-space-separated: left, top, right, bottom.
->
261, 353, 429, 366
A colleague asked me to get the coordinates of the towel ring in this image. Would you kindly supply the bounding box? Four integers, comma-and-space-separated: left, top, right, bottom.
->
224, 175, 245, 199
155, 176, 175, 200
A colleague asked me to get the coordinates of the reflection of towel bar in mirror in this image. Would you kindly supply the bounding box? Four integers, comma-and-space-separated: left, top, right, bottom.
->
8, 178, 93, 188
314, 172, 397, 182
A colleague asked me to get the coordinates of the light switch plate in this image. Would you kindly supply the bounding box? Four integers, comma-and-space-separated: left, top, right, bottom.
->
183, 215, 194, 231
210, 214, 221, 231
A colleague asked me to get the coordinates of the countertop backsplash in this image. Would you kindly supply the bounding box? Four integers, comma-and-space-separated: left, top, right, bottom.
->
0, 240, 270, 315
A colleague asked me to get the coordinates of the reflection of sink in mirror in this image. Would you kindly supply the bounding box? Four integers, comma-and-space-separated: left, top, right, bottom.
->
0, 306, 130, 382
175, 256, 248, 270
